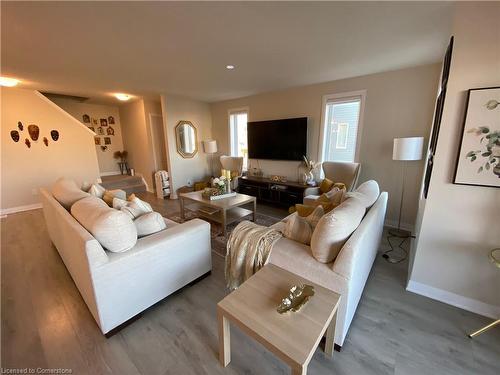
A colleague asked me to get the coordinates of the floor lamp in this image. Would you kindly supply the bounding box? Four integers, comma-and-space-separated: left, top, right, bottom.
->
390, 137, 424, 238
203, 140, 218, 177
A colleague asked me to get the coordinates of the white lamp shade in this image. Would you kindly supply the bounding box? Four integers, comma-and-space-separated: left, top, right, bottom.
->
392, 137, 424, 161
203, 140, 218, 154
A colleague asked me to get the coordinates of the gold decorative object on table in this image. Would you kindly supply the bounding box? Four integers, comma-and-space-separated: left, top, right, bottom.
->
277, 284, 315, 314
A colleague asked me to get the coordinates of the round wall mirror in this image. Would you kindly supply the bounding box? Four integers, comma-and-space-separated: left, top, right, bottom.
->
175, 121, 198, 158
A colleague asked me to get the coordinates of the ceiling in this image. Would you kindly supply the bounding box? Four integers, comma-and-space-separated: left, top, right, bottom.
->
1, 2, 453, 104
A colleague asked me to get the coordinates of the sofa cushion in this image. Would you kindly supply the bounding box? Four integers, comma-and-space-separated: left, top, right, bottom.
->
88, 183, 106, 199
345, 180, 379, 209
121, 196, 153, 219
71, 196, 137, 253
310, 198, 366, 263
103, 189, 127, 206
134, 212, 167, 237
52, 178, 90, 210
319, 178, 334, 193
295, 204, 316, 217
317, 187, 346, 212
283, 214, 313, 245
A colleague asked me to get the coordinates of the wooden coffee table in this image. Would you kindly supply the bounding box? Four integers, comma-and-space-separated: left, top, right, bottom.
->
179, 191, 257, 236
217, 264, 341, 375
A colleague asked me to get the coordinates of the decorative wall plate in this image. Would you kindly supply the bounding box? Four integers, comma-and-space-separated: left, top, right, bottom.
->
28, 124, 40, 141
51, 130, 59, 141
43, 137, 49, 146
25, 138, 31, 148
11, 130, 20, 142
18, 121, 23, 131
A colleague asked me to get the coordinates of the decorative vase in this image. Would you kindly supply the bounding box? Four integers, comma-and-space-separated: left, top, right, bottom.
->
306, 171, 314, 183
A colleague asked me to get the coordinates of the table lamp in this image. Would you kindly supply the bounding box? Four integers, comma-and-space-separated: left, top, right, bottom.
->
391, 137, 424, 238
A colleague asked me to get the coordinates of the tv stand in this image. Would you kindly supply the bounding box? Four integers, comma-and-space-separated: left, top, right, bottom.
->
237, 176, 309, 207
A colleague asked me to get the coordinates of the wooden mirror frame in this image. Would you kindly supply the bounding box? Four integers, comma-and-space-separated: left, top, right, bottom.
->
175, 120, 198, 158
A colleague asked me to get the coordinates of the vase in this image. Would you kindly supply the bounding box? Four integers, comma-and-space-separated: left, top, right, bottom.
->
306, 171, 314, 183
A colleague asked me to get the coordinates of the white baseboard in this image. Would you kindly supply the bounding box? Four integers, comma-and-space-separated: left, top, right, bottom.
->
407, 279, 500, 319
0, 203, 43, 216
384, 219, 414, 233
100, 171, 122, 177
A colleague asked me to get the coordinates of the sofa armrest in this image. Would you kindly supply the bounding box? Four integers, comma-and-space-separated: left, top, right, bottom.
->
303, 187, 320, 197
101, 218, 211, 266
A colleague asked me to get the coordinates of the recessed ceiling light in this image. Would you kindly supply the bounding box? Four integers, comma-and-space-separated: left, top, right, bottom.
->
0, 77, 20, 87
226, 65, 235, 70
115, 93, 131, 101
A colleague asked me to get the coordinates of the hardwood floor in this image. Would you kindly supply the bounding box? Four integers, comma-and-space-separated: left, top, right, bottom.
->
1, 203, 499, 374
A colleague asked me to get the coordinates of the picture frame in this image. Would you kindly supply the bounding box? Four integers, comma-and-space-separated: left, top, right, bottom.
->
94, 137, 101, 145
453, 86, 500, 188
108, 116, 115, 124
104, 137, 111, 145
100, 118, 108, 127
82, 114, 90, 123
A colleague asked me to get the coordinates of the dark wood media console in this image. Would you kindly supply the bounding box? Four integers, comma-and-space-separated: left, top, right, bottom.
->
237, 176, 310, 206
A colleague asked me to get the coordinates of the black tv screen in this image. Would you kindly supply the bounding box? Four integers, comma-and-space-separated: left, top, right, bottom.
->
247, 117, 307, 161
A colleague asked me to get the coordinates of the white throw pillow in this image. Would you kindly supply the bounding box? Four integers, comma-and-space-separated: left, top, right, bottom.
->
52, 178, 90, 210
345, 180, 379, 209
121, 197, 153, 219
102, 189, 126, 206
88, 183, 106, 199
71, 196, 137, 253
134, 212, 167, 237
310, 198, 366, 263
283, 214, 313, 245
112, 197, 128, 210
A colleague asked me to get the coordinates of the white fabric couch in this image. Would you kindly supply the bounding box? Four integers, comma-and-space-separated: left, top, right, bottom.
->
40, 188, 212, 335
268, 189, 388, 348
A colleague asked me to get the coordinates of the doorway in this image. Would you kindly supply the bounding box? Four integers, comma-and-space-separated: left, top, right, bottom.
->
149, 113, 168, 191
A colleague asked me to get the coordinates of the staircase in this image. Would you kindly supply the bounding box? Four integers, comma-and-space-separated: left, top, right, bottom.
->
100, 175, 147, 195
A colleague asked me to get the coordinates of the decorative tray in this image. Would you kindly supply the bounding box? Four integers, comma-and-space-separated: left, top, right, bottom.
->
277, 284, 315, 314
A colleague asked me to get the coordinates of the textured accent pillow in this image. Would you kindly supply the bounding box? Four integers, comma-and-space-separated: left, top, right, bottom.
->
134, 212, 167, 237
112, 197, 128, 210
283, 214, 313, 245
102, 189, 127, 206
71, 196, 137, 252
52, 178, 90, 210
345, 180, 379, 209
88, 183, 106, 199
295, 204, 316, 217
306, 205, 324, 230
319, 178, 334, 194
121, 197, 153, 219
316, 187, 346, 213
310, 198, 366, 263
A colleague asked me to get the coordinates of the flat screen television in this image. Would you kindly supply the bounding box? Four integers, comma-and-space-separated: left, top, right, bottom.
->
247, 117, 307, 161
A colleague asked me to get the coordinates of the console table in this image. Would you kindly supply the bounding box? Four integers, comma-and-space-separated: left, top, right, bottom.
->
237, 176, 310, 206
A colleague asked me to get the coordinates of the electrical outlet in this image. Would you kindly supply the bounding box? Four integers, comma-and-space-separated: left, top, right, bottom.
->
32, 188, 38, 196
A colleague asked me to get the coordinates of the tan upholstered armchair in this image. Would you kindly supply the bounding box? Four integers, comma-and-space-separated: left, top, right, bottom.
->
220, 155, 244, 190
303, 161, 361, 204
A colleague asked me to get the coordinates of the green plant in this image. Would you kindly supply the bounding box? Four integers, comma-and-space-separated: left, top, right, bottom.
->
465, 127, 500, 175
113, 150, 128, 163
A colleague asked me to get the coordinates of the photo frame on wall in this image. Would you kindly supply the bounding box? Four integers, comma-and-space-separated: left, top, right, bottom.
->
453, 86, 500, 188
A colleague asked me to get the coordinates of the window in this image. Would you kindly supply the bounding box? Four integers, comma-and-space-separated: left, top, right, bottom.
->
320, 91, 365, 163
229, 109, 248, 170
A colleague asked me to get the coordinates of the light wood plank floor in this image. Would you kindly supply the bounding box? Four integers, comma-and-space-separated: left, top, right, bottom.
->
2, 203, 499, 374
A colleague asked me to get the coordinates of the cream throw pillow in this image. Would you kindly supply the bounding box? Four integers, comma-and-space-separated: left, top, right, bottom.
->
102, 189, 126, 206
134, 212, 167, 237
71, 196, 137, 252
88, 183, 106, 199
310, 198, 366, 263
345, 180, 379, 209
112, 197, 128, 210
52, 178, 90, 210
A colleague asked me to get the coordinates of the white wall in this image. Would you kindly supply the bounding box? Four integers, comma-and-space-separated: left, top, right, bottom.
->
1, 88, 100, 213
409, 3, 500, 318
161, 95, 212, 198
211, 64, 441, 228
50, 98, 124, 175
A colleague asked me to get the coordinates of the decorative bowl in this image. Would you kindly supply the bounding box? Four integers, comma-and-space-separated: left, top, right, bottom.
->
277, 284, 315, 314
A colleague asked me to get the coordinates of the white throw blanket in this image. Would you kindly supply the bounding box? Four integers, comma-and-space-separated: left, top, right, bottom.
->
225, 221, 282, 290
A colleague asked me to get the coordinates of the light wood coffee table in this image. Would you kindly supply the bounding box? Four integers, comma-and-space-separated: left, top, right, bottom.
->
179, 191, 256, 236
217, 264, 341, 375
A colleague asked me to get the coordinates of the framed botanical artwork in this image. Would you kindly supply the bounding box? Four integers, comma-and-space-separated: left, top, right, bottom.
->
100, 118, 108, 127
82, 114, 90, 123
104, 137, 111, 145
94, 137, 101, 145
106, 126, 114, 135
97, 126, 104, 135
454, 86, 500, 188
92, 118, 98, 126
108, 116, 115, 124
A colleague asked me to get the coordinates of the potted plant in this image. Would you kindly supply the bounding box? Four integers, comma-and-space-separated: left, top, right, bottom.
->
113, 150, 129, 175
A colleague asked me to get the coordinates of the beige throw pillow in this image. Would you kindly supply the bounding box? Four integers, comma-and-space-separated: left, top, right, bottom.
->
310, 198, 366, 263
52, 178, 90, 210
134, 212, 167, 237
88, 183, 106, 199
283, 214, 313, 245
102, 189, 126, 206
71, 196, 137, 252
345, 180, 379, 209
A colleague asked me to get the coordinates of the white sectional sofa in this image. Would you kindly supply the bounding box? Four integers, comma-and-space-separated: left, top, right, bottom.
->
268, 183, 388, 349
41, 187, 212, 335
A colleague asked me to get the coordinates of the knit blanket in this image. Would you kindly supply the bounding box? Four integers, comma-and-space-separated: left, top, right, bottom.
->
225, 220, 282, 290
